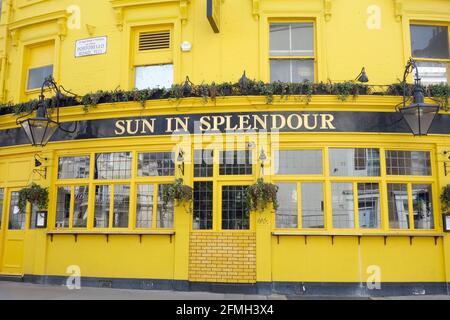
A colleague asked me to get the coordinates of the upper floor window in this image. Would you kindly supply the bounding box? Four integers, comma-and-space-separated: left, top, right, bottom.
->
410, 24, 449, 84
269, 23, 315, 83
25, 41, 54, 91
133, 29, 173, 89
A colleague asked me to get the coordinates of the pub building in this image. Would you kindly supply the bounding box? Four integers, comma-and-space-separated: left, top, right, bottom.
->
0, 0, 449, 297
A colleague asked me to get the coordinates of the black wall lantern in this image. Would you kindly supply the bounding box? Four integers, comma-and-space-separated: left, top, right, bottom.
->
397, 58, 440, 136
16, 76, 77, 147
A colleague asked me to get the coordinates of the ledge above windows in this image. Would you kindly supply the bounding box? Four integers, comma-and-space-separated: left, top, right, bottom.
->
110, 0, 190, 30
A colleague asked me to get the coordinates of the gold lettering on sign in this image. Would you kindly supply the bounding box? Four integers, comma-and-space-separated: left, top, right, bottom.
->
320, 114, 336, 129
115, 120, 126, 135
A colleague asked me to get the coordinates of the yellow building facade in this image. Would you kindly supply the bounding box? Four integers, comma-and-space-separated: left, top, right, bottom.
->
0, 0, 449, 296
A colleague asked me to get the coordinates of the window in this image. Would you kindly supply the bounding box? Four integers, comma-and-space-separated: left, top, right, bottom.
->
274, 150, 322, 175
222, 186, 249, 230
95, 152, 132, 179
358, 183, 380, 229
329, 148, 380, 176
410, 24, 449, 84
193, 150, 214, 230
194, 149, 214, 178
193, 182, 213, 230
332, 183, 354, 229
30, 203, 38, 229
73, 186, 89, 228
113, 185, 130, 228
269, 23, 315, 82
302, 183, 324, 228
135, 65, 173, 89
135, 184, 173, 229
138, 152, 175, 177
25, 41, 54, 92
387, 184, 409, 229
275, 183, 298, 228
55, 187, 71, 228
0, 188, 3, 228
8, 192, 25, 230
94, 185, 110, 228
58, 156, 90, 179
219, 150, 252, 175
386, 150, 431, 176
136, 184, 154, 228
133, 29, 173, 89
27, 65, 53, 91
157, 185, 174, 228
412, 184, 434, 229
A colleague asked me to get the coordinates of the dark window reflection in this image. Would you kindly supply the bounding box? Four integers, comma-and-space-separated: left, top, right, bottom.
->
222, 185, 249, 230
411, 25, 449, 59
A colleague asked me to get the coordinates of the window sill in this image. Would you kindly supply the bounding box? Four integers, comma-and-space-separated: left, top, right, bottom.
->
46, 230, 175, 242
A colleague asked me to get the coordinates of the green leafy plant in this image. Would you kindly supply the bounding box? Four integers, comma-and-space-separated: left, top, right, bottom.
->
441, 184, 450, 214
161, 178, 193, 213
2, 80, 448, 116
246, 178, 279, 212
18, 183, 49, 212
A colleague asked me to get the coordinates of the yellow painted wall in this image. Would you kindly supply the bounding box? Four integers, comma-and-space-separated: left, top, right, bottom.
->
0, 0, 449, 288
0, 0, 448, 103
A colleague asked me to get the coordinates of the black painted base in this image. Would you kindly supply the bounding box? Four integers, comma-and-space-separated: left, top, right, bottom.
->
19, 275, 449, 297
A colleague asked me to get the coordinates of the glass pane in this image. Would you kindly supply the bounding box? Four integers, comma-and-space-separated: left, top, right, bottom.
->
275, 183, 298, 228
55, 187, 71, 228
8, 192, 25, 230
194, 149, 214, 178
388, 184, 409, 229
219, 150, 252, 175
30, 203, 38, 229
135, 64, 173, 89
138, 152, 175, 177
270, 59, 314, 83
329, 148, 380, 177
113, 185, 130, 228
274, 150, 322, 175
58, 156, 90, 179
95, 152, 132, 180
136, 184, 154, 228
270, 60, 290, 82
358, 183, 380, 229
193, 182, 213, 230
410, 25, 449, 59
302, 183, 324, 228
270, 23, 314, 56
94, 185, 110, 228
386, 151, 431, 176
412, 184, 434, 229
270, 24, 290, 55
222, 185, 249, 230
73, 186, 89, 228
332, 183, 354, 228
157, 184, 174, 228
27, 65, 53, 90
292, 59, 314, 82
415, 61, 448, 85
291, 23, 314, 56
0, 188, 3, 228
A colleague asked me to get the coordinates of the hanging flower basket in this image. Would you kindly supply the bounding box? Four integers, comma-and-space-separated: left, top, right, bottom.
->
18, 183, 49, 212
161, 178, 193, 213
246, 178, 279, 212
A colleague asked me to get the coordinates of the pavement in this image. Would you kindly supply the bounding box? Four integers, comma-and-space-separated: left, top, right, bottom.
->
0, 281, 449, 300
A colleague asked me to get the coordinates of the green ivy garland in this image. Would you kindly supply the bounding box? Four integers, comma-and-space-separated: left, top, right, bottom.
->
246, 178, 279, 212
161, 178, 193, 213
18, 183, 49, 212
1, 80, 448, 116
441, 184, 450, 214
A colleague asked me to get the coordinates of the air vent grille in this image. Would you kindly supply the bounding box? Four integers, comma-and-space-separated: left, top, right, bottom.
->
139, 31, 170, 51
